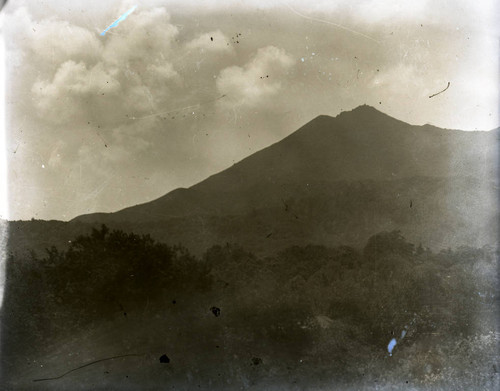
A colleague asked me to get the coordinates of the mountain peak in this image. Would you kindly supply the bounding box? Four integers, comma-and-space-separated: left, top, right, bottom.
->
305, 106, 387, 128
340, 104, 386, 117
331, 104, 409, 129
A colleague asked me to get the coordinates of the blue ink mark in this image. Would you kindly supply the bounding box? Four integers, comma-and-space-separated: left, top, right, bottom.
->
401, 330, 407, 339
101, 5, 137, 36
387, 338, 397, 356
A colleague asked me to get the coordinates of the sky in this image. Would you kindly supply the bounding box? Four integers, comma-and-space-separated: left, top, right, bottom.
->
1, 0, 499, 221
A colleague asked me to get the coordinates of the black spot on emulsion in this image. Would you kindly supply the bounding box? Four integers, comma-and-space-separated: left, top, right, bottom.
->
251, 357, 263, 366
159, 354, 170, 364
210, 306, 221, 317
210, 36, 213, 41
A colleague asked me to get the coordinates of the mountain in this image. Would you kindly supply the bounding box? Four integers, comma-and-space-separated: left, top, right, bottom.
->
8, 105, 498, 256
74, 105, 497, 223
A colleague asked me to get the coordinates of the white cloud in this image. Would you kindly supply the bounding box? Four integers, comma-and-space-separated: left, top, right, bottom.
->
102, 7, 179, 66
31, 60, 121, 124
216, 46, 294, 107
32, 19, 102, 64
4, 7, 102, 68
23, 5, 185, 126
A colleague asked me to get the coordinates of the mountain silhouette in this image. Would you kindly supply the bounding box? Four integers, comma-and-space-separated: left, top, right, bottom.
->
74, 105, 497, 223
11, 105, 499, 255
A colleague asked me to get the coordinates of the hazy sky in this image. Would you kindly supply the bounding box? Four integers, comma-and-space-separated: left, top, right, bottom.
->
1, 0, 498, 220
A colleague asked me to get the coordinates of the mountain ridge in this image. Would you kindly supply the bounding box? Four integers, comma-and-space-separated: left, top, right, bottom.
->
72, 105, 497, 225
4, 104, 492, 256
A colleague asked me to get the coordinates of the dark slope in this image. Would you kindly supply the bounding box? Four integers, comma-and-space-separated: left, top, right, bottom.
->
67, 177, 496, 255
73, 105, 498, 226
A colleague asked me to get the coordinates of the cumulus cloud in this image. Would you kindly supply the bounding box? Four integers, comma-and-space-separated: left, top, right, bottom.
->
31, 60, 122, 125
33, 20, 102, 64
102, 7, 179, 66
3, 7, 103, 70
24, 5, 185, 126
216, 46, 294, 107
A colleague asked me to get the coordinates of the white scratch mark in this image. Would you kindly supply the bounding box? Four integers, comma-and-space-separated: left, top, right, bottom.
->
284, 3, 380, 44
129, 95, 226, 120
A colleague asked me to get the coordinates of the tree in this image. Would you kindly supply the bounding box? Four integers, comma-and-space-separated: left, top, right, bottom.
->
363, 230, 414, 260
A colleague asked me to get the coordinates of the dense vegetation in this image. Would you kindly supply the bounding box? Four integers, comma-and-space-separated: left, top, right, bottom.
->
1, 227, 498, 390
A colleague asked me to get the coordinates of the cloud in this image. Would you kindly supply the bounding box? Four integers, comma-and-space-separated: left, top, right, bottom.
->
146, 63, 179, 82
186, 30, 233, 53
4, 7, 103, 68
102, 7, 179, 66
25, 5, 184, 126
216, 46, 294, 108
32, 19, 103, 64
31, 60, 122, 125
